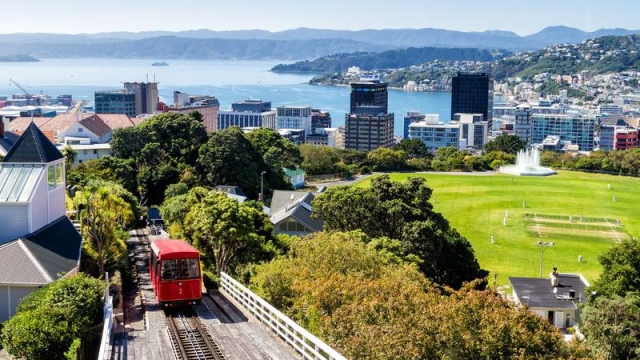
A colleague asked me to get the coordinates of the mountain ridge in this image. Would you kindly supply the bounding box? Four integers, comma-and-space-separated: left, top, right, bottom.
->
0, 26, 638, 60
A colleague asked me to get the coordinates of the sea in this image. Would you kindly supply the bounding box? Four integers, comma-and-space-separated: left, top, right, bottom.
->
0, 58, 452, 136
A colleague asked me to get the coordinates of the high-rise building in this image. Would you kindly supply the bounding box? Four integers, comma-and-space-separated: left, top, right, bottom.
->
403, 112, 425, 139
345, 78, 394, 151
123, 82, 158, 115
311, 109, 331, 134
514, 104, 532, 145
451, 73, 493, 133
276, 106, 312, 136
350, 79, 388, 114
217, 99, 276, 130
531, 112, 596, 151
94, 90, 136, 117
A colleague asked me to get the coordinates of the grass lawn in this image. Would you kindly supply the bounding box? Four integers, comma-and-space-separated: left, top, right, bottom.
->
356, 171, 640, 287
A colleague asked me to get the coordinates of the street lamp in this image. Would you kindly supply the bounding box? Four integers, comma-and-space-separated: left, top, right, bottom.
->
260, 171, 266, 202
535, 241, 555, 278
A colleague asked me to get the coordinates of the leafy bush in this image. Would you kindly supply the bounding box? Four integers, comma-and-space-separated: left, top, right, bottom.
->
1, 273, 104, 360
359, 165, 372, 174
202, 271, 219, 291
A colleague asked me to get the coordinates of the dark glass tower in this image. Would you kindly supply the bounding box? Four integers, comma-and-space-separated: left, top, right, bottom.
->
451, 73, 493, 132
345, 79, 394, 151
350, 81, 388, 114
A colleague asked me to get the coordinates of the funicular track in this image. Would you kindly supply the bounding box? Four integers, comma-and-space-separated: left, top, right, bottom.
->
165, 308, 226, 360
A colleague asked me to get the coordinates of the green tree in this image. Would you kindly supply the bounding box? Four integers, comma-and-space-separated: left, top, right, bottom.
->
251, 231, 568, 359
1, 274, 104, 360
244, 127, 301, 195
590, 238, 640, 299
582, 294, 640, 359
366, 147, 407, 170
110, 112, 208, 205
484, 134, 527, 155
183, 190, 275, 275
300, 144, 341, 175
313, 175, 486, 288
197, 127, 264, 198
394, 138, 429, 158
61, 144, 77, 170
74, 181, 135, 276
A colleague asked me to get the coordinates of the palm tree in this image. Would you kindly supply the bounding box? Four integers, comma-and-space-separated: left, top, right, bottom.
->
61, 144, 77, 170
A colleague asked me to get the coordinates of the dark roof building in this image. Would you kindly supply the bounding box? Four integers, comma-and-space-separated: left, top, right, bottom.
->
509, 273, 589, 331
269, 191, 323, 236
2, 122, 64, 163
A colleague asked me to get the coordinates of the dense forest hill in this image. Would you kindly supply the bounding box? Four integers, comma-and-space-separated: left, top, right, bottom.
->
493, 35, 640, 79
0, 54, 39, 62
271, 47, 511, 73
0, 37, 392, 61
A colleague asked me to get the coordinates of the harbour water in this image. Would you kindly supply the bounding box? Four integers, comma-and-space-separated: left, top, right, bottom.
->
0, 58, 452, 136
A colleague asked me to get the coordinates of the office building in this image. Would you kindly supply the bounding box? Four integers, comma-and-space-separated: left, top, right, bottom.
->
123, 82, 158, 115
345, 78, 394, 151
600, 119, 639, 151
451, 73, 493, 133
217, 99, 276, 130
515, 105, 533, 145
349, 79, 388, 114
167, 91, 220, 132
454, 113, 488, 149
408, 119, 460, 153
311, 109, 331, 134
531, 113, 596, 151
403, 112, 425, 139
277, 106, 312, 136
94, 90, 136, 117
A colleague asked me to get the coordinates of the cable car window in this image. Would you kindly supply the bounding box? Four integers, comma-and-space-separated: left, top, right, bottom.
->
180, 258, 200, 279
161, 259, 179, 280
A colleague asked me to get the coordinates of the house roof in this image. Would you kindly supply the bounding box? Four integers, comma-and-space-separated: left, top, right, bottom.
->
0, 131, 20, 156
98, 114, 141, 130
270, 192, 323, 232
3, 122, 64, 163
79, 114, 112, 137
270, 190, 310, 214
215, 185, 247, 197
509, 274, 588, 309
21, 216, 83, 280
0, 216, 81, 285
0, 241, 50, 285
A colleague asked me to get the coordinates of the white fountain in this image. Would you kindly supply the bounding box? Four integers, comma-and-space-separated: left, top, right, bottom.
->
500, 148, 555, 176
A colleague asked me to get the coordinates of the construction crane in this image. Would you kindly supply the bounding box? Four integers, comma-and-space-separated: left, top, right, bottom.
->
8, 78, 43, 105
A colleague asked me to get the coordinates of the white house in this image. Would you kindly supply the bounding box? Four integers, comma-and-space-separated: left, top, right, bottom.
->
0, 122, 82, 321
509, 273, 589, 331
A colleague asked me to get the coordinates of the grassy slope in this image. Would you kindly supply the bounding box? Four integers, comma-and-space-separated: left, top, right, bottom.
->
356, 171, 640, 286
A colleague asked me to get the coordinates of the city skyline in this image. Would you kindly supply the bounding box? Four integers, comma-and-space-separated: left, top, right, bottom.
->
0, 0, 637, 36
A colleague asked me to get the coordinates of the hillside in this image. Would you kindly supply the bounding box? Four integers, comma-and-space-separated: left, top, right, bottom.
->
493, 35, 640, 79
0, 26, 638, 60
0, 54, 39, 62
0, 37, 393, 61
271, 47, 511, 73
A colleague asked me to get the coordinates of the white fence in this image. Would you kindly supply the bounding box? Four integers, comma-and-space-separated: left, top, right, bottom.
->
220, 272, 346, 360
97, 273, 114, 360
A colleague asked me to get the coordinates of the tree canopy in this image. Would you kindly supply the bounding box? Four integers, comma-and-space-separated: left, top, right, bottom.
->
1, 274, 104, 360
312, 175, 487, 288
251, 231, 568, 359
484, 134, 527, 155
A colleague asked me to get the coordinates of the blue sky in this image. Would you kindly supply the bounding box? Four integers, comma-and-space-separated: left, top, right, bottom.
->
1, 0, 637, 35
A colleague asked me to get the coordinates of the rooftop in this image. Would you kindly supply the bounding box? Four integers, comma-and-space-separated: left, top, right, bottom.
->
509, 274, 589, 309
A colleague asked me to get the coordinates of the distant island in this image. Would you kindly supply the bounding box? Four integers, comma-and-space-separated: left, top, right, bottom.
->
0, 54, 40, 62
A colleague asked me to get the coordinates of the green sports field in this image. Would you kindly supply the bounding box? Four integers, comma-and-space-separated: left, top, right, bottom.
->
357, 171, 640, 287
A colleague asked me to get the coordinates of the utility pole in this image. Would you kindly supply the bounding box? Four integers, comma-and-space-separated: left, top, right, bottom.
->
260, 171, 266, 202
536, 241, 555, 278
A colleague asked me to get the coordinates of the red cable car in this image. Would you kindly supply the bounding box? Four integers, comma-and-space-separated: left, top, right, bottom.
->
149, 239, 202, 307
